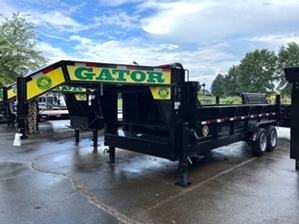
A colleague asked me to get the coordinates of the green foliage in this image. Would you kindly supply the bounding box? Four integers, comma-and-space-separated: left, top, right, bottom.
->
211, 74, 225, 97
237, 49, 277, 94
210, 42, 299, 98
277, 42, 299, 96
223, 65, 239, 96
220, 96, 241, 104
0, 13, 48, 85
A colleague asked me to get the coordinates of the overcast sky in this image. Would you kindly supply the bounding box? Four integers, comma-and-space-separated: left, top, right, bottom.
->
1, 0, 299, 89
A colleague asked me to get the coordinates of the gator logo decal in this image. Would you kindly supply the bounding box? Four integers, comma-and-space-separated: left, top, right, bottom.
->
202, 125, 209, 136
158, 87, 169, 99
36, 76, 52, 90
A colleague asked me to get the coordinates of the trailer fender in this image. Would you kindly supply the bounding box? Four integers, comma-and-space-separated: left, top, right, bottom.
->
248, 120, 277, 132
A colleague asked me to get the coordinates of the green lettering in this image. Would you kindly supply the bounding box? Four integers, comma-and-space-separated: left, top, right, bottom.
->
64, 86, 72, 91
131, 71, 146, 82
147, 71, 165, 83
53, 86, 61, 91
75, 67, 95, 80
76, 87, 83, 91
71, 87, 82, 92
96, 69, 115, 81
113, 69, 129, 81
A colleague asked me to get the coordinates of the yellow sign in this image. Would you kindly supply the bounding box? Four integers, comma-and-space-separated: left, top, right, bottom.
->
67, 66, 171, 85
7, 87, 17, 100
75, 94, 87, 101
202, 125, 209, 136
26, 67, 65, 100
150, 87, 171, 100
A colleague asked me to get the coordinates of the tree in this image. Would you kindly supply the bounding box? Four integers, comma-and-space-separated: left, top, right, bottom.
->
276, 42, 299, 96
211, 74, 225, 97
223, 65, 239, 96
0, 13, 48, 85
237, 49, 277, 94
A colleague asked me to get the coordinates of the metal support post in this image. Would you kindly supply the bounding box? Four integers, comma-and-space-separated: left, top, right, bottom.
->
108, 146, 115, 164
75, 129, 80, 143
16, 77, 28, 139
216, 96, 220, 104
176, 122, 191, 187
92, 130, 98, 150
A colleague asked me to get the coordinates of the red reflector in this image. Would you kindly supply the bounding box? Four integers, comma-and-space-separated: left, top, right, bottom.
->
86, 63, 98, 67
42, 67, 54, 74
127, 66, 137, 70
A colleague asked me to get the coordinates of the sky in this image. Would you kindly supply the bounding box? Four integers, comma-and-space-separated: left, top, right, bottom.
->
1, 0, 299, 90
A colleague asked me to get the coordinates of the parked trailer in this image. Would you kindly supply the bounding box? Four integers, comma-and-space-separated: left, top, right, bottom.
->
15, 60, 289, 186
105, 82, 280, 186
0, 84, 17, 127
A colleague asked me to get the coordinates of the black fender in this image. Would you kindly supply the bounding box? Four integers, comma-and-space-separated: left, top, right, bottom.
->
248, 120, 277, 133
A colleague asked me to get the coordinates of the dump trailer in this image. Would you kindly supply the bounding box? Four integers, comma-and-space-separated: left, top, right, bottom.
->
0, 84, 17, 126
101, 64, 281, 186
16, 60, 284, 186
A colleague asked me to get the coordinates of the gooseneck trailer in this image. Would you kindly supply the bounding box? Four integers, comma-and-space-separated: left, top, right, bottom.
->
13, 60, 296, 186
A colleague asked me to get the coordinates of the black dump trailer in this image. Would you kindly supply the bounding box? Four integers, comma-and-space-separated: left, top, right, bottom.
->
15, 60, 288, 186
102, 63, 281, 186
0, 84, 17, 127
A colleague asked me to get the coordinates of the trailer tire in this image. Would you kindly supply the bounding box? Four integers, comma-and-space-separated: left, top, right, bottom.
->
265, 125, 277, 152
251, 128, 267, 157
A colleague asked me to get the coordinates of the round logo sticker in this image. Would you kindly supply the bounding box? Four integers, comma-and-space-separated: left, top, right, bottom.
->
37, 76, 52, 90
202, 125, 209, 136
79, 94, 86, 100
158, 87, 169, 99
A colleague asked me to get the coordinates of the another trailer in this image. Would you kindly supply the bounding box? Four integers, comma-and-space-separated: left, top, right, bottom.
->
0, 84, 17, 126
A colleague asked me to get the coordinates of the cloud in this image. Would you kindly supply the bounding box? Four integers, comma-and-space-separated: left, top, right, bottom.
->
93, 11, 139, 29
248, 35, 299, 45
139, 0, 299, 44
67, 35, 237, 89
37, 42, 72, 62
28, 11, 87, 33
2, 0, 299, 90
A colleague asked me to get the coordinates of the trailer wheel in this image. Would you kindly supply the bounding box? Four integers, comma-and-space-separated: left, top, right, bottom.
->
251, 128, 267, 157
265, 125, 277, 152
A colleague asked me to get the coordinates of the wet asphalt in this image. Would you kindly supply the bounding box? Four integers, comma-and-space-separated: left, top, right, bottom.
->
0, 121, 298, 224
